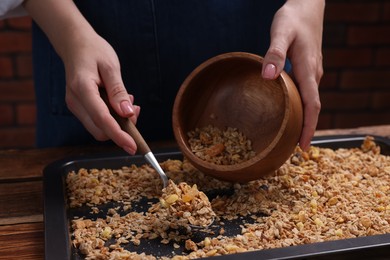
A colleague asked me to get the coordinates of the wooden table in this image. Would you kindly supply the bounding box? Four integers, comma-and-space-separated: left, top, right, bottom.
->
0, 125, 389, 260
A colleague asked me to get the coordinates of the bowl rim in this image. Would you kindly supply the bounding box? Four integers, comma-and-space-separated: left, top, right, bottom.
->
173, 52, 293, 171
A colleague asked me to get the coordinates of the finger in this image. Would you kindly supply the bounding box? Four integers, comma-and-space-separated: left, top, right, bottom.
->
289, 49, 322, 150
128, 94, 141, 124
262, 22, 294, 80
66, 88, 109, 141
68, 81, 138, 154
131, 105, 141, 125
295, 77, 321, 151
99, 62, 135, 118
87, 88, 138, 153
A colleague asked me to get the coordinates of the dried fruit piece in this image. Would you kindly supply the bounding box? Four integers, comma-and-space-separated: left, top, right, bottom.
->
206, 143, 225, 157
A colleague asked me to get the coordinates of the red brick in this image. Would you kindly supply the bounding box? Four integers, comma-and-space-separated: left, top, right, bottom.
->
347, 25, 390, 46
323, 48, 373, 68
0, 104, 14, 126
0, 80, 35, 101
5, 17, 32, 30
325, 3, 381, 23
372, 91, 390, 110
320, 92, 371, 111
334, 112, 390, 129
15, 54, 33, 78
0, 32, 32, 54
0, 127, 35, 148
0, 56, 14, 78
16, 103, 36, 125
0, 20, 5, 29
319, 71, 339, 89
322, 24, 346, 46
375, 48, 390, 66
316, 113, 332, 130
383, 2, 390, 21
340, 69, 390, 89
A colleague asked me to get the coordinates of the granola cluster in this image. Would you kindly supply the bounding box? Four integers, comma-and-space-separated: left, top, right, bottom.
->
187, 125, 256, 165
150, 180, 216, 228
67, 136, 390, 259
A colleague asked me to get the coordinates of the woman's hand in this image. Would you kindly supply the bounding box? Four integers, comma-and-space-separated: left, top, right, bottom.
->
24, 0, 140, 154
63, 31, 140, 155
262, 0, 325, 150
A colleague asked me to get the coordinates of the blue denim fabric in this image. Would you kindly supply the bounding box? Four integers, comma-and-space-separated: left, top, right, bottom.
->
32, 0, 284, 147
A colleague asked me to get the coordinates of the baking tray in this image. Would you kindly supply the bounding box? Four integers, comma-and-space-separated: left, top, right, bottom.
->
43, 135, 390, 260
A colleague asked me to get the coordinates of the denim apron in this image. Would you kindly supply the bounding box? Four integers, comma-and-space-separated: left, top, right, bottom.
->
32, 0, 284, 147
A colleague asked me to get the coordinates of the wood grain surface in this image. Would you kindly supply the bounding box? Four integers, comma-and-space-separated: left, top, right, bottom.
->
0, 223, 44, 260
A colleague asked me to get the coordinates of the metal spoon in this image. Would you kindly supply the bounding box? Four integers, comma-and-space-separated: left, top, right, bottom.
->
118, 116, 169, 188
118, 121, 214, 229
100, 89, 169, 188
101, 89, 215, 228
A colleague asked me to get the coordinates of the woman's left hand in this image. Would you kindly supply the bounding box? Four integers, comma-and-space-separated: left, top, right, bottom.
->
262, 0, 325, 150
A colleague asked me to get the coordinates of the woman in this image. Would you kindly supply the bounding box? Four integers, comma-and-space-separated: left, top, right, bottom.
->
2, 0, 324, 153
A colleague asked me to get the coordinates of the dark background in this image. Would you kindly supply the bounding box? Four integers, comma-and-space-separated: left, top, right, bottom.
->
0, 0, 389, 148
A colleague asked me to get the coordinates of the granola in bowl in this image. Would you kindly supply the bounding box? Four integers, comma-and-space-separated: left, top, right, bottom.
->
187, 125, 256, 165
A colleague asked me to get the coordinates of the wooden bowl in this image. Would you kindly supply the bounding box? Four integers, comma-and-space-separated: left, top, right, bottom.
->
172, 52, 303, 182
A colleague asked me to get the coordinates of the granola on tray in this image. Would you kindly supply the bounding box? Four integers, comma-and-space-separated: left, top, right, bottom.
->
67, 136, 390, 259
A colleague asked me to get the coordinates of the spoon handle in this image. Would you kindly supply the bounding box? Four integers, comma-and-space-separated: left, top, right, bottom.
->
98, 88, 150, 153
116, 116, 151, 154
99, 88, 168, 188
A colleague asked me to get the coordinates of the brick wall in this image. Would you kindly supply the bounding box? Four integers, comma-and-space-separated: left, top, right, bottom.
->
0, 1, 389, 149
319, 0, 390, 129
0, 16, 34, 149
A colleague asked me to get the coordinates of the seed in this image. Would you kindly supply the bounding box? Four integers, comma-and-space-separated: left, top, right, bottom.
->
314, 218, 324, 227
100, 226, 112, 239
296, 222, 304, 231
165, 194, 179, 204
206, 249, 218, 256
204, 237, 211, 247
335, 229, 343, 236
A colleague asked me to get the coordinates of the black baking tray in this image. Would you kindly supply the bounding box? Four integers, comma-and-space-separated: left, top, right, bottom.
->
43, 135, 390, 260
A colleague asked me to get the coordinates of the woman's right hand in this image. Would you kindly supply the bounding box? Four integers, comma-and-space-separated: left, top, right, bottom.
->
24, 0, 140, 154
63, 31, 141, 155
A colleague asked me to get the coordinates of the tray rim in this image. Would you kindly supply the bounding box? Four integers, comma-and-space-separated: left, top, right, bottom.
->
43, 135, 390, 260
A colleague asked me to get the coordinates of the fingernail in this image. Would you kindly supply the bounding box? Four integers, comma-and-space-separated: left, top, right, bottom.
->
263, 63, 276, 79
123, 146, 136, 155
120, 100, 134, 116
